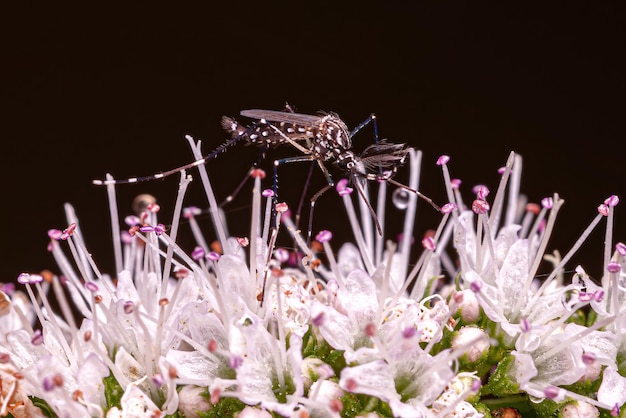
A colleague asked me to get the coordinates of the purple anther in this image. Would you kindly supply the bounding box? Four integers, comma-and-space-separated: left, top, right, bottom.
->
31, 329, 43, 346
47, 229, 63, 240
147, 203, 160, 213
471, 380, 482, 392
275, 202, 289, 213
152, 374, 165, 388
316, 230, 333, 243
421, 236, 436, 251
582, 352, 596, 365
63, 223, 77, 237
441, 202, 457, 214
123, 300, 135, 314
124, 215, 141, 226
604, 195, 619, 207
191, 246, 206, 261
607, 261, 621, 273
541, 197, 553, 209
154, 224, 166, 236
594, 290, 605, 302
472, 199, 490, 214
42, 376, 55, 392
17, 273, 43, 284
0, 282, 14, 295
251, 168, 266, 179
473, 185, 489, 200
121, 230, 133, 244
313, 312, 325, 327
402, 327, 417, 339
273, 248, 289, 263
544, 385, 560, 400
470, 281, 482, 293
85, 282, 99, 293
229, 355, 244, 370
598, 204, 609, 216
436, 155, 450, 165
336, 178, 349, 192
183, 206, 201, 219
206, 251, 221, 261
338, 186, 353, 196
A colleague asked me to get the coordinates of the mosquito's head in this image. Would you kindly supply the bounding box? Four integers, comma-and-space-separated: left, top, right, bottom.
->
336, 150, 366, 178
356, 141, 410, 181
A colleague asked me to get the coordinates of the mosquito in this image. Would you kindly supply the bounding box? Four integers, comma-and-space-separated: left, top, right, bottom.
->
93, 108, 438, 240
221, 109, 439, 239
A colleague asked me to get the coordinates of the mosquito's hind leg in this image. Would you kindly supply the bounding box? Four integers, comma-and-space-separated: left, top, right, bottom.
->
293, 161, 316, 232
307, 183, 334, 245
220, 144, 270, 207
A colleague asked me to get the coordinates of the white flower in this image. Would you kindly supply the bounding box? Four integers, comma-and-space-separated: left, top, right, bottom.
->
0, 288, 36, 342
457, 211, 582, 340
310, 269, 379, 362
228, 313, 304, 414
5, 138, 626, 418
0, 364, 45, 418
106, 377, 160, 418
597, 367, 626, 412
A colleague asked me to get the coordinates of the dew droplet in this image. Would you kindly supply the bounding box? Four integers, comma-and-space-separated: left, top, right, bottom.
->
392, 188, 411, 210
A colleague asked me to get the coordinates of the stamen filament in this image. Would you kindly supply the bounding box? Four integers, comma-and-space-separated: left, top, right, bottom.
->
105, 174, 124, 275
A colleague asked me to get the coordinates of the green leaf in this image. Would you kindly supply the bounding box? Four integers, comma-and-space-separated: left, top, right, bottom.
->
197, 397, 246, 417
103, 373, 125, 412
529, 397, 560, 417
29, 396, 57, 418
339, 392, 393, 418
481, 354, 520, 397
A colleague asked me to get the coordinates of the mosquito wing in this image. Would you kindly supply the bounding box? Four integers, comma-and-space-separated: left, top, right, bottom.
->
240, 109, 323, 126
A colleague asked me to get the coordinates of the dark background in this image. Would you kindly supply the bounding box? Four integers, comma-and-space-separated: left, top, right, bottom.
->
2, 4, 624, 284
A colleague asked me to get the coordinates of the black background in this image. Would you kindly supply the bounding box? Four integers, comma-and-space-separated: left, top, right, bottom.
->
2, 4, 624, 284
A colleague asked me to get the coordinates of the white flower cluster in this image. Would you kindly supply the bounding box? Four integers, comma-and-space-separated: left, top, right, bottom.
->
1, 139, 624, 418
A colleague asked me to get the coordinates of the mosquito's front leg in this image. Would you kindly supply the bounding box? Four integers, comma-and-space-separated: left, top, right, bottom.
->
349, 113, 378, 142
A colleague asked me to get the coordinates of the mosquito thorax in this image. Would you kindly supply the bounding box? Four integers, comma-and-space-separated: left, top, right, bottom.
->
318, 113, 352, 150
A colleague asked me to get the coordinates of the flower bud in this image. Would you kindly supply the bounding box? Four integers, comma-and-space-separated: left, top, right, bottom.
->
178, 385, 211, 418
456, 289, 480, 323
452, 326, 490, 362
561, 401, 599, 418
